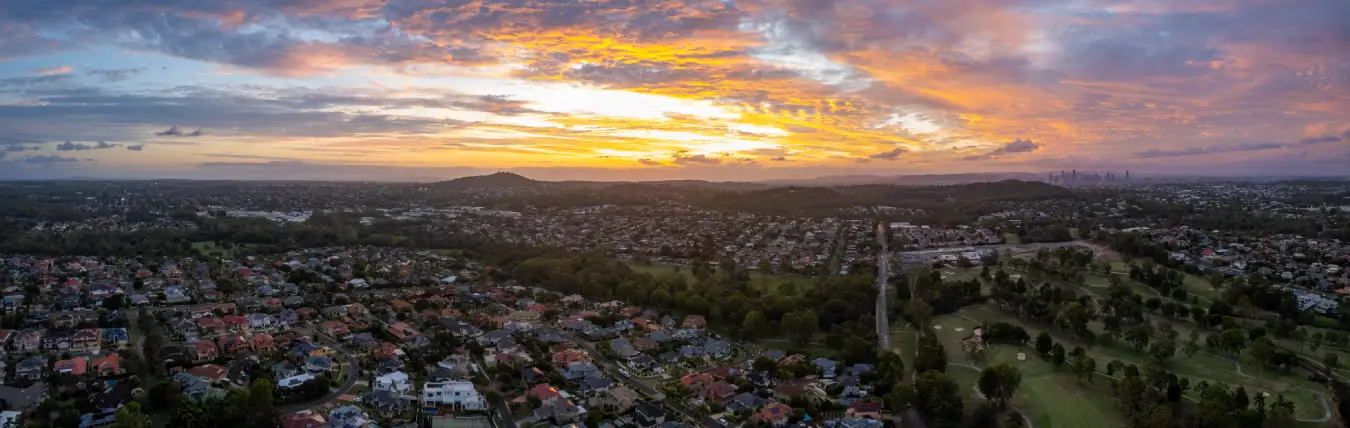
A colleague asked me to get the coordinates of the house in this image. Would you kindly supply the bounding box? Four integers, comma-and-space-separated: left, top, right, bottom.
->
53, 357, 88, 376
252, 333, 277, 353
90, 354, 123, 377
277, 309, 300, 327
247, 313, 278, 333
755, 403, 793, 426
305, 356, 336, 373
191, 340, 220, 362
747, 371, 775, 388
169, 319, 199, 339
278, 374, 317, 391
218, 335, 251, 354
273, 361, 302, 380
846, 401, 882, 420
43, 329, 74, 351
704, 340, 732, 359
172, 371, 225, 403
634, 402, 666, 427
699, 381, 735, 401
187, 364, 229, 383
610, 338, 638, 358
553, 349, 589, 367
385, 322, 421, 342
160, 345, 189, 365
598, 386, 640, 412
522, 367, 546, 383
327, 405, 373, 428
562, 362, 600, 381
634, 337, 659, 352
422, 380, 488, 411
222, 315, 252, 334
580, 376, 613, 398
726, 392, 767, 412
627, 354, 660, 373
532, 397, 587, 424
813, 358, 839, 378
101, 328, 129, 349
280, 410, 327, 428
369, 389, 415, 416
682, 315, 706, 329
774, 381, 827, 404
0, 383, 45, 411
197, 317, 225, 336
375, 371, 414, 394
322, 321, 351, 339
13, 330, 41, 352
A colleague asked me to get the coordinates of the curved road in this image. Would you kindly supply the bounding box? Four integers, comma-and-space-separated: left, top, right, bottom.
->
281, 337, 360, 415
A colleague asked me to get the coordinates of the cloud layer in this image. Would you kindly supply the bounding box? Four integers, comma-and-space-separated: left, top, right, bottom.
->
0, 0, 1347, 179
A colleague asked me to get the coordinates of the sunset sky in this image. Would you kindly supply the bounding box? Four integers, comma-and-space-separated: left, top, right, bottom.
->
1, 0, 1348, 181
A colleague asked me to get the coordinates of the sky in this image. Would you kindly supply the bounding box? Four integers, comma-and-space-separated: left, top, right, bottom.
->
1, 0, 1348, 181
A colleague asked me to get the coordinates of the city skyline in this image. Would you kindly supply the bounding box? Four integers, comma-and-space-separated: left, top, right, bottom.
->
2, 0, 1349, 180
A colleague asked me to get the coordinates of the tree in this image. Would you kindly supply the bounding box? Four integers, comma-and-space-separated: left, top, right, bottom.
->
111, 402, 151, 428
1136, 404, 1173, 428
1184, 330, 1200, 358
1322, 352, 1339, 373
742, 310, 768, 338
904, 299, 934, 326
914, 372, 964, 428
914, 334, 948, 374
246, 379, 280, 426
753, 356, 779, 374
1265, 402, 1295, 428
1051, 343, 1066, 369
1116, 373, 1146, 411
1125, 324, 1153, 351
1208, 271, 1224, 289
1073, 355, 1097, 383
977, 364, 1022, 409
1220, 328, 1248, 355
1035, 332, 1053, 355
1149, 340, 1176, 363
1251, 337, 1277, 365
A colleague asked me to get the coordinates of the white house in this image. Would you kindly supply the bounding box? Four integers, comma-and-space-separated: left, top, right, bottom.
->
247, 314, 278, 333
277, 374, 316, 390
375, 371, 414, 394
421, 381, 488, 411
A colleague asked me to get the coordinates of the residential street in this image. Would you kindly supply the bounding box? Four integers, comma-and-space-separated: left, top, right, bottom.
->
572, 336, 722, 428
280, 336, 360, 415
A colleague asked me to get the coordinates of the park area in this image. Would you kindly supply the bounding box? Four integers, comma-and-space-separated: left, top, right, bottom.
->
900, 276, 1335, 428
621, 261, 812, 295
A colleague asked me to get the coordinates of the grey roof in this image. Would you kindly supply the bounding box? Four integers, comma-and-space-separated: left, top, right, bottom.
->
0, 383, 45, 410
581, 376, 613, 392
725, 392, 765, 411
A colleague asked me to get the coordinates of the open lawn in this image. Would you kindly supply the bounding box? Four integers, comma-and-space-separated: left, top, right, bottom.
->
930, 311, 1126, 428
622, 261, 812, 295
191, 241, 243, 258
953, 304, 1330, 422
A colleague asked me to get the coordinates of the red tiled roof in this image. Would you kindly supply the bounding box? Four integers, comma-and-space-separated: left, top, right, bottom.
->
91, 354, 122, 375
188, 364, 228, 381
54, 357, 88, 375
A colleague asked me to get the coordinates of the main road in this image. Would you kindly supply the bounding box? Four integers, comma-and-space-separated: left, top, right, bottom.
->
875, 222, 891, 350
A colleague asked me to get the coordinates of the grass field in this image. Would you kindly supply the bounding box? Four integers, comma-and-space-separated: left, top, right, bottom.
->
940, 304, 1331, 423
622, 261, 812, 295
191, 240, 246, 258
929, 311, 1127, 428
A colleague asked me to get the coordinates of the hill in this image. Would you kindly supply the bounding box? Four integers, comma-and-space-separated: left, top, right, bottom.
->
431, 172, 542, 189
